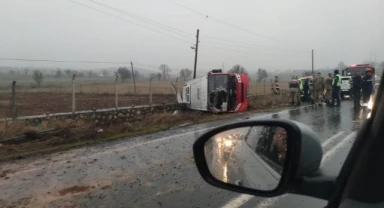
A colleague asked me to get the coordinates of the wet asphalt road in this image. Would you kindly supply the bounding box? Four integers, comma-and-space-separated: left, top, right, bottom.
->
0, 100, 369, 208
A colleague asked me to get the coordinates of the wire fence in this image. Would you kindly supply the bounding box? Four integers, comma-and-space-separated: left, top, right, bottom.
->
0, 79, 290, 119
0, 80, 179, 118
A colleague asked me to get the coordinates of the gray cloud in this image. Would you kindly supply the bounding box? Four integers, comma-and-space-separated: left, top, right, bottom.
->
0, 0, 383, 73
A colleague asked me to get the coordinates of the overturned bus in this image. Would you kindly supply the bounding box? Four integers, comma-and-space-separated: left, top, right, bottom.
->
176, 69, 249, 113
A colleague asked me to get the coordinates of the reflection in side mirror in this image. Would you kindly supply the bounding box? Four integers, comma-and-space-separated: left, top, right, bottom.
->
204, 126, 288, 191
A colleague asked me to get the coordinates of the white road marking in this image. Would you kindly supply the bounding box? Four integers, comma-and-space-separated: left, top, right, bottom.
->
221, 195, 254, 208
321, 131, 345, 148
220, 131, 356, 208
256, 195, 287, 208
321, 131, 356, 166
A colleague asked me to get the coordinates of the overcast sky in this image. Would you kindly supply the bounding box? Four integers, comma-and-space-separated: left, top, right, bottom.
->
0, 0, 383, 74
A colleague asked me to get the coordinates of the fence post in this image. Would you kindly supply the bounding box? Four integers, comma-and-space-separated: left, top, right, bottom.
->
130, 61, 137, 94
72, 74, 76, 113
263, 79, 266, 95
149, 77, 153, 106
114, 72, 119, 109
11, 81, 16, 120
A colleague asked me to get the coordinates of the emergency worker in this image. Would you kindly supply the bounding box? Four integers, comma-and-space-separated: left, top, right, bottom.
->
351, 72, 362, 110
289, 76, 300, 105
362, 68, 373, 104
330, 69, 342, 107
303, 78, 310, 102
324, 73, 333, 104
312, 72, 325, 105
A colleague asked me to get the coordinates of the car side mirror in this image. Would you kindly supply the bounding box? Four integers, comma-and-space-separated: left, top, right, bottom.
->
193, 119, 324, 197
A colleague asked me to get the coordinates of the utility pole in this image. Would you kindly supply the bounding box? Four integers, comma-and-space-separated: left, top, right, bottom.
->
311, 49, 314, 75
114, 72, 119, 109
130, 61, 137, 94
193, 29, 200, 79
71, 73, 76, 113
222, 63, 225, 71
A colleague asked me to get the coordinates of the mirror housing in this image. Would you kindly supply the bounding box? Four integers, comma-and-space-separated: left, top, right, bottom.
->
193, 119, 323, 197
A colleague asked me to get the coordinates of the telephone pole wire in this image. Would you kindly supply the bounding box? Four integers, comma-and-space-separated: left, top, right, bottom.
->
193, 29, 200, 78
131, 61, 137, 94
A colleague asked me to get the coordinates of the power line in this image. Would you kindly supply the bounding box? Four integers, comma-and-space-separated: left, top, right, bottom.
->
0, 57, 157, 66
69, 0, 192, 45
168, 0, 284, 44
200, 41, 307, 54
199, 45, 307, 57
201, 36, 308, 53
87, 0, 194, 40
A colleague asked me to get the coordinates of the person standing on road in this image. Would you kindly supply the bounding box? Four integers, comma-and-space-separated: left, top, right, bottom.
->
329, 69, 342, 107
351, 72, 363, 110
324, 73, 333, 104
289, 76, 300, 105
362, 68, 373, 104
303, 78, 310, 102
312, 72, 325, 106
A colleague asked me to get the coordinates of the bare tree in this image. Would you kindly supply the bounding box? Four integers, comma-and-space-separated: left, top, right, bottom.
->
335, 61, 347, 70
87, 70, 93, 77
32, 70, 44, 87
257, 68, 268, 83
133, 70, 140, 79
24, 68, 30, 75
55, 69, 63, 78
117, 67, 131, 82
228, 64, 248, 74
156, 73, 162, 81
179, 68, 192, 81
64, 69, 71, 77
102, 69, 109, 77
158, 64, 171, 80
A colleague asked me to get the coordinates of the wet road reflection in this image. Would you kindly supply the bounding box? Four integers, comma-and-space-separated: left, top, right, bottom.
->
0, 101, 370, 208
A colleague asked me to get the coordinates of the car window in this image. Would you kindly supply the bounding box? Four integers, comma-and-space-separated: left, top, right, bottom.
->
0, 0, 382, 207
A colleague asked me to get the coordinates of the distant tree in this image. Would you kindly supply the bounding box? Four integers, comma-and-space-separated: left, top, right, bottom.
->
133, 70, 140, 79
257, 68, 268, 83
24, 68, 30, 75
335, 61, 347, 70
102, 69, 109, 77
149, 73, 157, 78
32, 70, 44, 87
228, 64, 248, 74
8, 70, 16, 75
77, 72, 85, 77
302, 71, 313, 76
87, 70, 93, 77
55, 69, 63, 78
156, 72, 162, 81
158, 64, 171, 80
64, 69, 71, 77
117, 67, 131, 82
179, 68, 192, 81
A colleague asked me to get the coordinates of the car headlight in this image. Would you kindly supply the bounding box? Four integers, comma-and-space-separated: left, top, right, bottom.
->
224, 140, 233, 147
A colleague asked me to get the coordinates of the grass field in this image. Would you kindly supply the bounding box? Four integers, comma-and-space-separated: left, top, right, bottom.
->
0, 74, 289, 118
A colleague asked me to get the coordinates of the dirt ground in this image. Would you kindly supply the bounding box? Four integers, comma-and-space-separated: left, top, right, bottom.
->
0, 93, 175, 118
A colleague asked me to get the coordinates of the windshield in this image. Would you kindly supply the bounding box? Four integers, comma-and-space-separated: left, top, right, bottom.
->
344, 67, 370, 75
208, 74, 229, 92
0, 0, 381, 207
